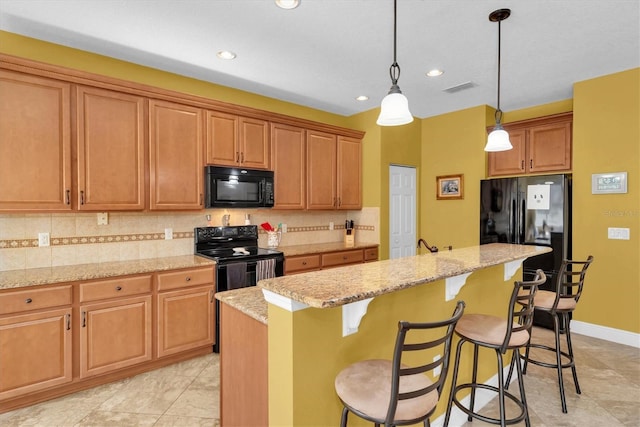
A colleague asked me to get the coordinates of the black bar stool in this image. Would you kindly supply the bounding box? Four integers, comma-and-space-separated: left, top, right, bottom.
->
507, 256, 594, 413
334, 301, 465, 427
444, 270, 546, 427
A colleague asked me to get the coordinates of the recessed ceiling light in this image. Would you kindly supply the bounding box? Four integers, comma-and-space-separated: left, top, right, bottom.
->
355, 95, 369, 101
216, 50, 236, 60
426, 69, 444, 77
275, 0, 300, 9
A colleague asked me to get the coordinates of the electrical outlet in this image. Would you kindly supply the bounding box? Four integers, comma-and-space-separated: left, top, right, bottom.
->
433, 354, 442, 376
38, 232, 50, 247
97, 212, 108, 225
281, 223, 287, 233
164, 228, 173, 240
329, 221, 334, 230
608, 227, 630, 240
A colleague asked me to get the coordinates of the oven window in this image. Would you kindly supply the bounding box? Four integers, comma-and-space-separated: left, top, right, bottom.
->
216, 180, 259, 202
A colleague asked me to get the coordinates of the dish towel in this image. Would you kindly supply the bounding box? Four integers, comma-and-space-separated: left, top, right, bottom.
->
226, 262, 247, 290
256, 258, 276, 282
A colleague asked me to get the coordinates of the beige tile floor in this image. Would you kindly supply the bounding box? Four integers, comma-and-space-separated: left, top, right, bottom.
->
0, 326, 638, 426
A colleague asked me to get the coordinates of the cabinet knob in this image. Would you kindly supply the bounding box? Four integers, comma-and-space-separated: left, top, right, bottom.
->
115, 286, 122, 291
302, 261, 307, 265
25, 298, 33, 304
342, 256, 348, 260
186, 276, 191, 282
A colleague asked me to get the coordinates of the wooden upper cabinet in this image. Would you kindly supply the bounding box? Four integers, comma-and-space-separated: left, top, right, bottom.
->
149, 99, 204, 210
337, 136, 362, 210
271, 123, 306, 209
206, 111, 269, 169
488, 112, 572, 177
0, 70, 71, 211
76, 86, 145, 211
307, 130, 337, 210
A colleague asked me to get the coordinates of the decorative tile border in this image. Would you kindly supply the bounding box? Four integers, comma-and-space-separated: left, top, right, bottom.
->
0, 231, 194, 249
0, 224, 375, 250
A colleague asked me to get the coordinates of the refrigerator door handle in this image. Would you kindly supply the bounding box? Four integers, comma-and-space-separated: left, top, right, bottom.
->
520, 198, 526, 243
510, 199, 516, 243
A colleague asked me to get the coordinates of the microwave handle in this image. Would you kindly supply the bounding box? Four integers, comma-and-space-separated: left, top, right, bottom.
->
259, 180, 264, 204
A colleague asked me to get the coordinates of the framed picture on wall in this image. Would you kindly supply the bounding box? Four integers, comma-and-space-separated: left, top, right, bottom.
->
436, 174, 464, 200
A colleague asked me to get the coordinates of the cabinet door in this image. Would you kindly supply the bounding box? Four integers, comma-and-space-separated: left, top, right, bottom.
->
307, 130, 337, 210
149, 100, 204, 210
0, 70, 71, 211
528, 121, 572, 173
79, 295, 152, 378
271, 123, 306, 209
0, 308, 72, 400
76, 86, 145, 210
205, 111, 238, 167
337, 136, 362, 210
157, 285, 214, 357
239, 117, 269, 169
487, 129, 526, 176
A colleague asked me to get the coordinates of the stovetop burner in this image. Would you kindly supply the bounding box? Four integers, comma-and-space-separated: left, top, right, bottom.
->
194, 225, 283, 264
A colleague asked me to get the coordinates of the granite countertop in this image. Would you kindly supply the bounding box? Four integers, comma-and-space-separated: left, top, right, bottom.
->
0, 255, 216, 290
215, 286, 267, 325
277, 241, 378, 257
258, 243, 551, 309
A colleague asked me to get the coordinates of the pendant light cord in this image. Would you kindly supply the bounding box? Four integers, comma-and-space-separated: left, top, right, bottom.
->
389, 0, 400, 85
495, 18, 503, 123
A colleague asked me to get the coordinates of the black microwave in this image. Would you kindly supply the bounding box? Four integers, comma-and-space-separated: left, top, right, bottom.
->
205, 166, 274, 208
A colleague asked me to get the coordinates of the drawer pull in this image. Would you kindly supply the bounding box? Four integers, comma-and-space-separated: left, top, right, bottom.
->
343, 256, 348, 260
302, 261, 307, 265
185, 276, 191, 282
25, 298, 33, 304
115, 286, 122, 291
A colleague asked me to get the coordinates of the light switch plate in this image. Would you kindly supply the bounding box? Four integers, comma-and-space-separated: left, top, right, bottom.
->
281, 223, 287, 233
97, 212, 108, 225
608, 227, 630, 240
164, 228, 173, 240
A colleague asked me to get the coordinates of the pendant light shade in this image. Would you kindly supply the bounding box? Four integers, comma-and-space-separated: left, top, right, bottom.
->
377, 0, 413, 126
484, 8, 512, 152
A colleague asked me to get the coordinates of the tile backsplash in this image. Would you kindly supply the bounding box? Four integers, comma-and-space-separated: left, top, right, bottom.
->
0, 208, 379, 272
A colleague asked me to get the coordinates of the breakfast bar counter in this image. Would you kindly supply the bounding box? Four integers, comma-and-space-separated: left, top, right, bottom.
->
246, 242, 551, 427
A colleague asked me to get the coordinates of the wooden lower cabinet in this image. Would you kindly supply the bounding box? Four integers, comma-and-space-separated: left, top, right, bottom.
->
285, 246, 379, 275
79, 295, 152, 378
0, 308, 72, 400
220, 303, 268, 427
157, 285, 215, 357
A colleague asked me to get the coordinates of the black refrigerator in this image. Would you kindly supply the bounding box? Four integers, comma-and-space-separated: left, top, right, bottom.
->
480, 174, 572, 329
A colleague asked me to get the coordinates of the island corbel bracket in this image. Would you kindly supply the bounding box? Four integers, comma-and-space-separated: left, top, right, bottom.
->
445, 272, 472, 301
342, 298, 374, 337
504, 258, 525, 281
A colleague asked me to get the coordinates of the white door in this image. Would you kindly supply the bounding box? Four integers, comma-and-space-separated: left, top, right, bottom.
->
389, 165, 417, 259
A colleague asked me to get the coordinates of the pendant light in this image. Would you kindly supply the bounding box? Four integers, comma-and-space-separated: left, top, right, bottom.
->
485, 8, 512, 152
376, 0, 413, 126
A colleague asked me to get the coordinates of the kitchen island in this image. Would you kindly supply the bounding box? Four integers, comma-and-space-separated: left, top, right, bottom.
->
217, 243, 550, 426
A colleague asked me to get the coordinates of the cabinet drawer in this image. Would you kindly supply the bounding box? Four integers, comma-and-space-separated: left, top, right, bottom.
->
322, 250, 364, 268
79, 275, 151, 302
0, 285, 72, 315
285, 255, 321, 274
364, 247, 379, 261
157, 267, 214, 291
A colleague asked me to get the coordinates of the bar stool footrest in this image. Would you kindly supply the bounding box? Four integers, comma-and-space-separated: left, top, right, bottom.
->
526, 343, 575, 370
452, 383, 527, 426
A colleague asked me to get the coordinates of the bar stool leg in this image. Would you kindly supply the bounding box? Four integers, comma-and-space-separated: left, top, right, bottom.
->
513, 349, 531, 427
552, 313, 568, 413
469, 344, 480, 421
340, 407, 348, 427
564, 312, 581, 395
444, 339, 465, 427
495, 350, 507, 427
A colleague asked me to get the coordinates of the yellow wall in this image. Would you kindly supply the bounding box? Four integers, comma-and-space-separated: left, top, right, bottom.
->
572, 68, 640, 332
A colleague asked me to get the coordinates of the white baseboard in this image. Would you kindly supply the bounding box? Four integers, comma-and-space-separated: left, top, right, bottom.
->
571, 320, 640, 348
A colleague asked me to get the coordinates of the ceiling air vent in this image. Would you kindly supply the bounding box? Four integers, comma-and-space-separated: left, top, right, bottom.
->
443, 81, 476, 93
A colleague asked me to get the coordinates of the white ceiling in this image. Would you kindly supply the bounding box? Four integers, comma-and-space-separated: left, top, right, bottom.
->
1, 0, 639, 119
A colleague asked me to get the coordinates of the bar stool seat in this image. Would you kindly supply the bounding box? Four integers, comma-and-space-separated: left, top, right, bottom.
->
335, 301, 465, 427
444, 270, 546, 427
